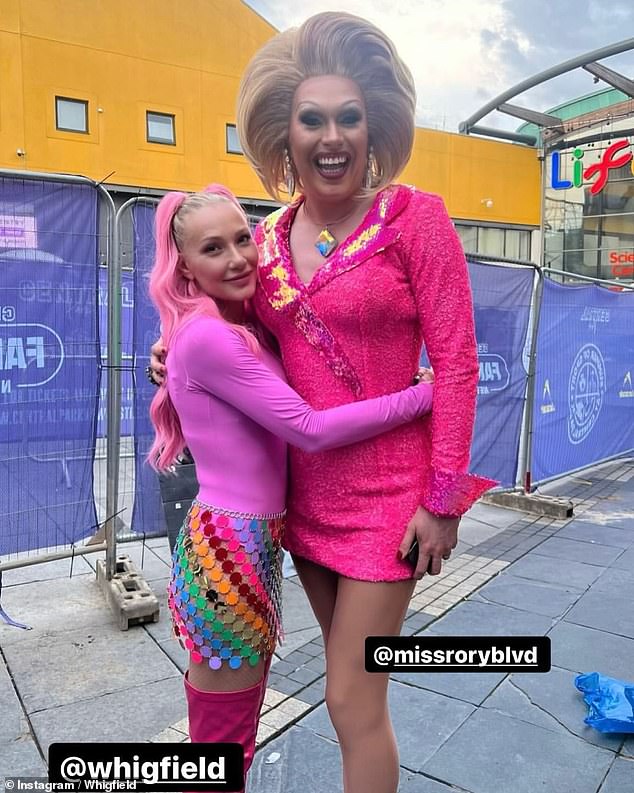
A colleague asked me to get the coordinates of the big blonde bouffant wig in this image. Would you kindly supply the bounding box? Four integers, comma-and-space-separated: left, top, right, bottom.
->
237, 12, 416, 202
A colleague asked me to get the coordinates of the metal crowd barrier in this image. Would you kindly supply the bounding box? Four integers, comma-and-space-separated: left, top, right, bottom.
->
2, 174, 633, 592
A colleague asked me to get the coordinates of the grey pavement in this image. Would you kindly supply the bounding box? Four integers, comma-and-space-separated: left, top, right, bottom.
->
1, 458, 634, 791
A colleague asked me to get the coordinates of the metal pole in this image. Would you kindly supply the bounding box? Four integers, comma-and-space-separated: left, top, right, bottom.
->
0, 543, 107, 572
112, 196, 160, 553
517, 268, 545, 493
0, 168, 110, 187
459, 37, 634, 134
464, 252, 539, 269
105, 195, 123, 580
543, 266, 634, 290
465, 125, 537, 146
516, 150, 548, 493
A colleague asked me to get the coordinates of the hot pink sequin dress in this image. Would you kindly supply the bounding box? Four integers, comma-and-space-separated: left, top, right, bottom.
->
254, 184, 496, 581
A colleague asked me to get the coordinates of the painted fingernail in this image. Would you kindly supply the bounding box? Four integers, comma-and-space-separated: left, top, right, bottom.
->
396, 550, 403, 561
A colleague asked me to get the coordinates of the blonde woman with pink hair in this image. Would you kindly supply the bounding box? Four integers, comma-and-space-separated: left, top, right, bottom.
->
147, 183, 434, 792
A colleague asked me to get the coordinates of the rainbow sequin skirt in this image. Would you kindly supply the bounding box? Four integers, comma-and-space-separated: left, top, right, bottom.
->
167, 501, 284, 670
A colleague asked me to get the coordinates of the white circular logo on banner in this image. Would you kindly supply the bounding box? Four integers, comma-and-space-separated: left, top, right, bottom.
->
568, 343, 606, 445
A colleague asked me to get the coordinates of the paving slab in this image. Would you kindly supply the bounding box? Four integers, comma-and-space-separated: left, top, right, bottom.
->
426, 600, 554, 638
265, 672, 304, 697
472, 574, 580, 618
301, 682, 474, 772
4, 622, 179, 713
294, 677, 325, 706
529, 537, 623, 567
144, 536, 172, 550
422, 708, 614, 793
30, 675, 186, 752
392, 666, 505, 707
276, 627, 323, 658
610, 546, 634, 571
564, 585, 634, 640
157, 636, 188, 673
553, 520, 634, 549
141, 537, 174, 565
0, 737, 47, 780
465, 503, 523, 529
275, 577, 321, 658
454, 517, 507, 547
248, 725, 344, 793
592, 566, 634, 593
547, 621, 634, 680
403, 612, 435, 634
141, 587, 174, 643
496, 553, 603, 590
577, 506, 634, 531
287, 666, 321, 685
0, 574, 117, 647
399, 774, 472, 793
598, 757, 634, 793
0, 662, 30, 745
481, 667, 623, 751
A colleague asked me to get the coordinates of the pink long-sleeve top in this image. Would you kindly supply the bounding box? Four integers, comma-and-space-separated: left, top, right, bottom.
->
166, 314, 433, 516
253, 184, 496, 580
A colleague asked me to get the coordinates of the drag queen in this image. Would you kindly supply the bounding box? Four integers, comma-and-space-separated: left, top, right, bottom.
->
236, 12, 497, 792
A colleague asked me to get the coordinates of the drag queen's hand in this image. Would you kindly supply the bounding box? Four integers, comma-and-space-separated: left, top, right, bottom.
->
413, 367, 434, 384
398, 506, 458, 579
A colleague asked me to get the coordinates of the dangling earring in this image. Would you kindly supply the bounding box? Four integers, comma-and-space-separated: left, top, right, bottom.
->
284, 148, 295, 198
364, 146, 376, 189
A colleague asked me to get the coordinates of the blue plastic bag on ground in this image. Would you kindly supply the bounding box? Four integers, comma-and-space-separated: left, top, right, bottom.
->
575, 672, 634, 733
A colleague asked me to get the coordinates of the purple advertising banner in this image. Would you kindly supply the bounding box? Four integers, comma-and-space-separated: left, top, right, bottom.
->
0, 177, 99, 554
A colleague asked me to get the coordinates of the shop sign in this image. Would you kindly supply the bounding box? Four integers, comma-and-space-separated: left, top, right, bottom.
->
609, 251, 634, 278
550, 139, 634, 195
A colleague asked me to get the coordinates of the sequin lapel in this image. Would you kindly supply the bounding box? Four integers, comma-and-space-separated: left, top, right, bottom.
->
255, 185, 414, 397
256, 185, 412, 311
256, 203, 301, 312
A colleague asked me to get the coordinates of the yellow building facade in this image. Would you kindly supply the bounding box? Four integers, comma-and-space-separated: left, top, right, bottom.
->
0, 0, 541, 238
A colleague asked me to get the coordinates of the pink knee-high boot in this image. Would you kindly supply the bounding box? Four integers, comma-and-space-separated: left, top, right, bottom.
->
184, 672, 268, 793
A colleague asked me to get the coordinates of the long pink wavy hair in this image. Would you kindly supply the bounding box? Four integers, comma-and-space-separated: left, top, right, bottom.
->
147, 184, 258, 471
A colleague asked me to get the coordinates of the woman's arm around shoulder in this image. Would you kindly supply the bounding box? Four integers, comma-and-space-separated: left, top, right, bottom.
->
178, 314, 434, 453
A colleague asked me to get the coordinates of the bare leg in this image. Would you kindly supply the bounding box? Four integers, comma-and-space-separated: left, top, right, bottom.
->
291, 554, 339, 643
325, 577, 415, 793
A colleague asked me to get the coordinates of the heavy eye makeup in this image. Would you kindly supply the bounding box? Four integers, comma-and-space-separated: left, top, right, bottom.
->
297, 105, 364, 128
339, 109, 363, 126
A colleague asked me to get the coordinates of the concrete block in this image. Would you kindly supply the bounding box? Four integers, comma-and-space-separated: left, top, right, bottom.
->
96, 554, 160, 630
484, 491, 573, 519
